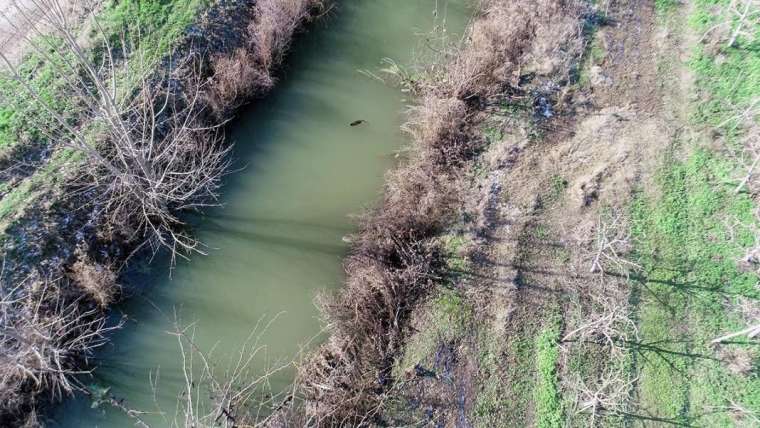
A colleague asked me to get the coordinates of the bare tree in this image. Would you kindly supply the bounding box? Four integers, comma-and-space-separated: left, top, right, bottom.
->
711, 287, 760, 345
700, 0, 760, 48
709, 398, 760, 425
726, 123, 760, 194
571, 366, 637, 426
562, 207, 642, 426
124, 314, 295, 428
563, 295, 639, 358
711, 322, 760, 344
727, 0, 759, 48
0, 0, 230, 262
562, 262, 638, 420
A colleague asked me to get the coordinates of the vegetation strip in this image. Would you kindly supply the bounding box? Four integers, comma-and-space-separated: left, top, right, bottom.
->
628, 0, 760, 424
534, 316, 564, 428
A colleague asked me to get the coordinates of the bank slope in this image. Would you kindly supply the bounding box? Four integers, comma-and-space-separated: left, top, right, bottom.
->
298, 0, 760, 426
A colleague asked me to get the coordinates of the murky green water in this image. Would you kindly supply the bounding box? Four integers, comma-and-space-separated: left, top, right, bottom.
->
52, 1, 468, 426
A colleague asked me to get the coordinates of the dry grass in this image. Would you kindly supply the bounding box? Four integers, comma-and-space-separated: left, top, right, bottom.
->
297, 0, 584, 424
206, 0, 324, 116
0, 275, 121, 426
208, 47, 267, 111
68, 248, 119, 309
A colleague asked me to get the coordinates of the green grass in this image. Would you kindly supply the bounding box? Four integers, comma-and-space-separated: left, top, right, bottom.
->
626, 2, 760, 424
0, 0, 208, 150
441, 233, 471, 274
0, 148, 82, 233
479, 330, 535, 425
575, 5, 607, 87
655, 0, 680, 14
101, 0, 207, 48
689, 0, 760, 138
631, 150, 760, 425
432, 289, 474, 333
533, 223, 550, 240
534, 315, 564, 428
0, 37, 79, 149
473, 312, 564, 427
472, 330, 507, 427
548, 175, 568, 203
0, 0, 208, 149
588, 36, 606, 66
97, 0, 210, 87
393, 288, 474, 377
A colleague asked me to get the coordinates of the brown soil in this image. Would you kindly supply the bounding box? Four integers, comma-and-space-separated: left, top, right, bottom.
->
469, 0, 695, 425
382, 0, 696, 425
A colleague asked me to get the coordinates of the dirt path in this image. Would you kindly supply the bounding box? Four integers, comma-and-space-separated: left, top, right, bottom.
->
472, 0, 692, 424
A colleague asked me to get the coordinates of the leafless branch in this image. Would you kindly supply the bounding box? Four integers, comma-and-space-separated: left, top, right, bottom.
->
588, 209, 640, 276
0, 273, 122, 411
0, 0, 231, 264
571, 365, 637, 426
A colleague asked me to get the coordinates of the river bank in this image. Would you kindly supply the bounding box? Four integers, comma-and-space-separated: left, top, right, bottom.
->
0, 0, 324, 424
52, 2, 470, 426
294, 0, 588, 424
298, 0, 760, 425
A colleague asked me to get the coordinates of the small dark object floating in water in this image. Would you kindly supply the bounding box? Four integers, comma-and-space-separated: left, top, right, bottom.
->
350, 120, 367, 127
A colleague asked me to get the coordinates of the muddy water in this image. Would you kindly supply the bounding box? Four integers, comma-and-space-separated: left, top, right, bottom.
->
52, 1, 468, 426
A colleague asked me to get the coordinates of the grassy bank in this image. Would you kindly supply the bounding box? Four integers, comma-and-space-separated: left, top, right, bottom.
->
0, 0, 211, 235
632, 150, 760, 425
629, 0, 760, 424
0, 0, 208, 145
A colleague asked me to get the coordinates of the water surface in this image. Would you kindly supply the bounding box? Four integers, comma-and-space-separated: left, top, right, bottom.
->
53, 1, 468, 425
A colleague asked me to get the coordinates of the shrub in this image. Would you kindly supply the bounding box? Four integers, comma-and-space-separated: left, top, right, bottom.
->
69, 249, 119, 309
206, 0, 323, 116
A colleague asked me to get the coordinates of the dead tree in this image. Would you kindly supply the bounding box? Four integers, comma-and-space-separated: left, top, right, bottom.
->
139, 314, 292, 428
572, 366, 637, 426
711, 286, 760, 345
727, 0, 759, 48
564, 208, 641, 425
563, 294, 639, 358
728, 123, 760, 194
711, 322, 760, 344
700, 0, 760, 48
710, 398, 760, 425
